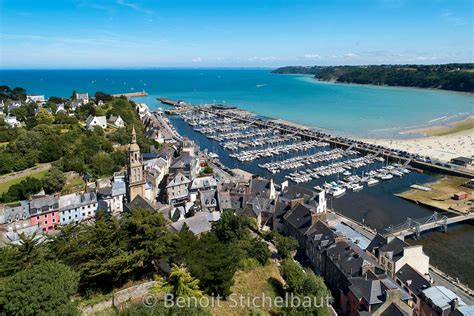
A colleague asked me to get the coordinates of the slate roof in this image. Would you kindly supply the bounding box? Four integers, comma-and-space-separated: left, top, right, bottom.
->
124, 195, 156, 213
421, 286, 466, 311
380, 303, 409, 316
283, 203, 313, 235
349, 278, 383, 304
244, 196, 275, 217
191, 176, 217, 190
170, 212, 221, 235
380, 237, 409, 261
166, 172, 191, 188
326, 240, 379, 278
395, 264, 431, 296
217, 191, 232, 211
158, 147, 175, 160
249, 178, 272, 198
306, 220, 338, 249
366, 233, 388, 253
199, 190, 217, 209
30, 195, 59, 209
280, 185, 314, 203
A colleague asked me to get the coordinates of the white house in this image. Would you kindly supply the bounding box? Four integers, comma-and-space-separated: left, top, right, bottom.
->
76, 93, 90, 105
108, 115, 125, 128
26, 95, 45, 103
166, 171, 191, 205
4, 115, 21, 128
86, 115, 107, 130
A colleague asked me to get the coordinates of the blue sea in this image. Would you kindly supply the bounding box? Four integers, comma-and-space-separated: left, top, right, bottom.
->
1, 69, 472, 138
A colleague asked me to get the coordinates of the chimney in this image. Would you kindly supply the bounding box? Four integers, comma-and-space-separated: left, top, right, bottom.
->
385, 288, 401, 303
450, 298, 459, 311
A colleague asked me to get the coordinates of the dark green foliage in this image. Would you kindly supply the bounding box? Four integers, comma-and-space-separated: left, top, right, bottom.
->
1, 176, 43, 202
48, 96, 66, 104
272, 232, 298, 259
246, 237, 272, 265
273, 63, 474, 92
49, 208, 177, 293
42, 167, 66, 194
95, 91, 113, 102
201, 166, 213, 174
0, 86, 27, 101
280, 258, 330, 316
212, 210, 251, 243
0, 233, 47, 277
183, 232, 241, 297
1, 261, 79, 315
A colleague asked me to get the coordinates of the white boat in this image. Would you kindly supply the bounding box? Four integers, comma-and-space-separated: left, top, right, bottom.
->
380, 174, 393, 180
343, 171, 351, 176
367, 178, 379, 186
331, 187, 346, 197
351, 184, 364, 192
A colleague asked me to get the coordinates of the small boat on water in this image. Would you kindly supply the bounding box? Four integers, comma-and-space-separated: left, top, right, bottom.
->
351, 183, 364, 192
367, 178, 380, 186
379, 173, 393, 180
330, 187, 346, 197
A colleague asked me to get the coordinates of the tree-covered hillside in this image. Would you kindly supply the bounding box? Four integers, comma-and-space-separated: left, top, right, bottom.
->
272, 64, 474, 92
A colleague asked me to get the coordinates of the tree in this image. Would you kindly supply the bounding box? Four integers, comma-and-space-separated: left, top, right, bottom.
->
211, 210, 250, 244
35, 108, 55, 125
42, 167, 66, 194
273, 232, 298, 259
186, 233, 239, 297
90, 152, 116, 177
279, 258, 330, 316
165, 264, 203, 298
1, 177, 42, 202
246, 237, 271, 265
2, 261, 79, 315
95, 91, 113, 103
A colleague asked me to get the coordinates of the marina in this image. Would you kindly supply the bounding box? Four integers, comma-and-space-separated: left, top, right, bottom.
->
177, 107, 427, 198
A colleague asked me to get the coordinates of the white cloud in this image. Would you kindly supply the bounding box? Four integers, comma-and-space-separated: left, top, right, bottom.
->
441, 12, 467, 27
116, 0, 154, 14
343, 53, 359, 58
303, 53, 321, 59
192, 57, 202, 62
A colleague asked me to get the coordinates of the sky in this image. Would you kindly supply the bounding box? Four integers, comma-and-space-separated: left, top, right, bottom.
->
0, 0, 472, 68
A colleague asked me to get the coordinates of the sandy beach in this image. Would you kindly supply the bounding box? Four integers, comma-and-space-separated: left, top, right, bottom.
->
360, 117, 474, 163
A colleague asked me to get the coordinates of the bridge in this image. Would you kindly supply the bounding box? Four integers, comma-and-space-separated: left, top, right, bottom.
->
385, 212, 474, 238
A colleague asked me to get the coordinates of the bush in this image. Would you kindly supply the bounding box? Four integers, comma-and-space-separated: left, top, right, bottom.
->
42, 167, 66, 194
2, 261, 79, 315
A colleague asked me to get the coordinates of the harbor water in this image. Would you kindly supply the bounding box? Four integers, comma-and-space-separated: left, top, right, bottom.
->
168, 114, 474, 287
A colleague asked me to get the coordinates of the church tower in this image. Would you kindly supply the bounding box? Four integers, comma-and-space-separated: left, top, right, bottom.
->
127, 127, 145, 202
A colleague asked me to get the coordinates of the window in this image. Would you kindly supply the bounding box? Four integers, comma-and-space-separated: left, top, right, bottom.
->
44, 214, 47, 219
52, 218, 55, 223
44, 220, 48, 225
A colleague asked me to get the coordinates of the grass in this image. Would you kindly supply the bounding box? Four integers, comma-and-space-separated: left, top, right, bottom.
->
62, 173, 85, 194
0, 169, 48, 195
208, 261, 285, 316
397, 176, 473, 214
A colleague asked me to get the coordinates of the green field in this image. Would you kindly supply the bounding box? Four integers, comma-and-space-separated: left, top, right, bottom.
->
0, 170, 48, 195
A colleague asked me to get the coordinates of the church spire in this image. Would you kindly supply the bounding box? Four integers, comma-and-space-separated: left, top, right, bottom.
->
131, 126, 137, 144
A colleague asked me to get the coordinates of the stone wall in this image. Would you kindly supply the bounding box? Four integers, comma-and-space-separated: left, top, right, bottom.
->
80, 281, 157, 315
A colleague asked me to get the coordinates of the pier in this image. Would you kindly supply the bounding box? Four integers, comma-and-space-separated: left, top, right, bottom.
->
190, 105, 474, 178
112, 91, 148, 98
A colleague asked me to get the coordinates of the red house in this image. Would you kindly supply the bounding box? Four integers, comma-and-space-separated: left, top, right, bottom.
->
29, 195, 59, 232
